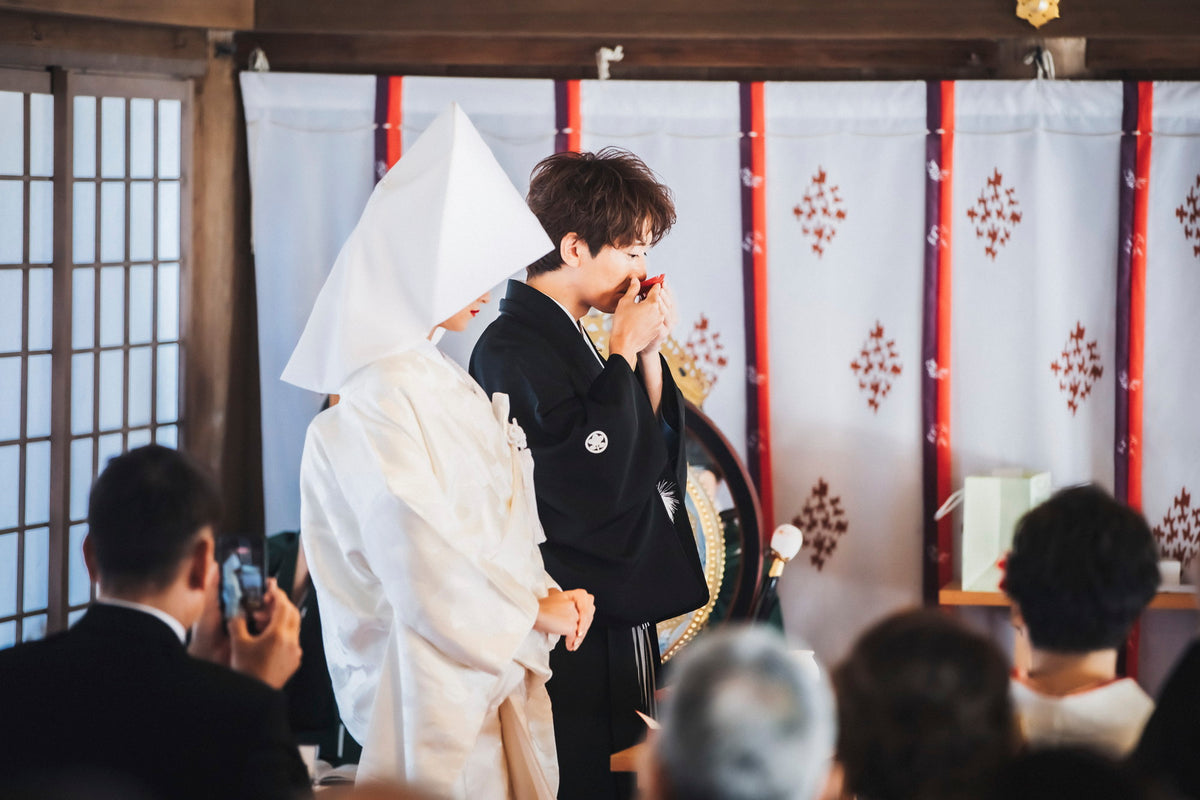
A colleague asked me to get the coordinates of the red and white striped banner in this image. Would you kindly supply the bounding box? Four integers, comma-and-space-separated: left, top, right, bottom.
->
242, 76, 1200, 687
1138, 82, 1200, 689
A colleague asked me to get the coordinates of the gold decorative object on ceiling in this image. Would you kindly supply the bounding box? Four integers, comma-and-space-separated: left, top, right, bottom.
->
1016, 0, 1061, 28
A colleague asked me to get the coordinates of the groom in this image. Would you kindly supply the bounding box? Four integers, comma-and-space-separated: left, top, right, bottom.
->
470, 148, 708, 800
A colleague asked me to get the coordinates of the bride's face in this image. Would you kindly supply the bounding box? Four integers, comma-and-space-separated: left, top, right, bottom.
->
437, 292, 491, 333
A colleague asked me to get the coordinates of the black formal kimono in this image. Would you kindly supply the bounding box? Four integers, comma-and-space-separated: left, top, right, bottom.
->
0, 604, 311, 800
470, 279, 709, 800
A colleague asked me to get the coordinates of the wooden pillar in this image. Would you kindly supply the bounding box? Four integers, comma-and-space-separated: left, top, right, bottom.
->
188, 32, 263, 532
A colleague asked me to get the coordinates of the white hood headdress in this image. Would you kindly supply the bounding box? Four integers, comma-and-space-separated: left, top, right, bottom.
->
282, 103, 553, 393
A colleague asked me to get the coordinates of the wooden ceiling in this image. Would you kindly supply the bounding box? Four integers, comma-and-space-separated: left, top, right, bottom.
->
2, 0, 1200, 79
247, 0, 1198, 40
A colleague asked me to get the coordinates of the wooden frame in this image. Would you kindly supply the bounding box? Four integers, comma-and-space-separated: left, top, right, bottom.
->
0, 66, 193, 641
55, 72, 193, 632
0, 67, 54, 643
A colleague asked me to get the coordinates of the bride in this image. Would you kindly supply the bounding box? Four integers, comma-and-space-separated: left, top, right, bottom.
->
283, 104, 594, 799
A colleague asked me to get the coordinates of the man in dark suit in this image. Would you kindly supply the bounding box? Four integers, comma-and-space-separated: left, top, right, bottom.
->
470, 148, 709, 799
0, 445, 311, 800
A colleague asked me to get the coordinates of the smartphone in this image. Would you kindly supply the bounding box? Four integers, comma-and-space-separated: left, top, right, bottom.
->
216, 534, 267, 634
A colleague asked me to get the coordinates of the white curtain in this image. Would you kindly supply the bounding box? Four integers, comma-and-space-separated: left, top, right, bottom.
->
237, 75, 1200, 689
950, 82, 1122, 494
398, 77, 557, 371
1139, 82, 1200, 691
580, 81, 748, 460
241, 73, 376, 534
765, 82, 928, 665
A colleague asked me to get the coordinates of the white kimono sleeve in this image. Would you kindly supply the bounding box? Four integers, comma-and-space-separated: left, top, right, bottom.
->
301, 408, 548, 792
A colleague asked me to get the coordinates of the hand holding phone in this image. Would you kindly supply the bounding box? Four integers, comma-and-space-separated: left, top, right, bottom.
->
217, 535, 267, 634
228, 580, 303, 689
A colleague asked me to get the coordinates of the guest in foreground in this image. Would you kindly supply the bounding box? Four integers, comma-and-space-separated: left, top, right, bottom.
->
284, 104, 594, 798
989, 747, 1157, 800
1131, 557, 1200, 798
833, 609, 1018, 800
642, 626, 836, 800
470, 147, 709, 800
0, 445, 310, 800
1004, 484, 1160, 756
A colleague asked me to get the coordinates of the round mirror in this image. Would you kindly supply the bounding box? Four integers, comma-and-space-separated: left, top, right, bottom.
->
657, 400, 765, 660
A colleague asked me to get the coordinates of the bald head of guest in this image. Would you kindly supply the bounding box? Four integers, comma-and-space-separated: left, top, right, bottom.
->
645, 626, 836, 800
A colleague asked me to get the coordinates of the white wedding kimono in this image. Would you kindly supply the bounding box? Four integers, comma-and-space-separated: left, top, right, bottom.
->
1011, 676, 1155, 757
299, 341, 559, 797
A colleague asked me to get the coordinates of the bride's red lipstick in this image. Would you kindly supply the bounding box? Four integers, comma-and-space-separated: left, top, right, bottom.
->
470, 309, 480, 317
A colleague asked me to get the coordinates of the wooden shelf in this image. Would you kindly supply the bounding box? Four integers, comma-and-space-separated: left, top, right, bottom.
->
939, 582, 1011, 607
939, 582, 1198, 611
1148, 591, 1199, 611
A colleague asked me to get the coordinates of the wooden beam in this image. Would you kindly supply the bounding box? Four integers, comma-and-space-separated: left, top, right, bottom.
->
1088, 38, 1200, 76
0, 9, 207, 76
239, 30, 1200, 81
0, 0, 252, 30
238, 33, 1020, 81
254, 0, 1200, 41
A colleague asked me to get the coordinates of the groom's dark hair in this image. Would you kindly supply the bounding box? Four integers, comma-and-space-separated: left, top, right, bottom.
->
524, 147, 676, 278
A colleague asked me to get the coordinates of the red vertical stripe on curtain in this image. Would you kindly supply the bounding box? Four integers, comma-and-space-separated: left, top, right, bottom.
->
556, 80, 581, 153
1122, 82, 1153, 679
748, 82, 773, 530
566, 80, 581, 153
386, 76, 403, 168
1129, 82, 1153, 514
936, 81, 956, 590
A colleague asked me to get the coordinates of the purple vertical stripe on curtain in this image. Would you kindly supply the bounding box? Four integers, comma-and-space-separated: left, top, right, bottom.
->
554, 80, 571, 154
373, 75, 389, 185
738, 82, 762, 490
1114, 82, 1138, 505
920, 81, 944, 604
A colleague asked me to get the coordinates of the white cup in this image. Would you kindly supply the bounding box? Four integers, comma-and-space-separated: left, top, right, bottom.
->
1159, 560, 1182, 587
298, 744, 318, 779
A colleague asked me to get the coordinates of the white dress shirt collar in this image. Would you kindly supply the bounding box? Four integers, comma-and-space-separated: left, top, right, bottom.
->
94, 596, 189, 644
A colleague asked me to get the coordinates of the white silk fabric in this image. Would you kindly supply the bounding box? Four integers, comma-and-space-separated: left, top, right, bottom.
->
282, 102, 553, 394
300, 341, 558, 796
397, 77, 557, 371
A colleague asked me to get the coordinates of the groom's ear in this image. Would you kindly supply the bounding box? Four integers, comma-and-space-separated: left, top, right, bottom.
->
560, 232, 587, 269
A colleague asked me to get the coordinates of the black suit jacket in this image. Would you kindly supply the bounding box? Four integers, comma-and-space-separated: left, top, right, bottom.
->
0, 604, 311, 800
470, 280, 708, 800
